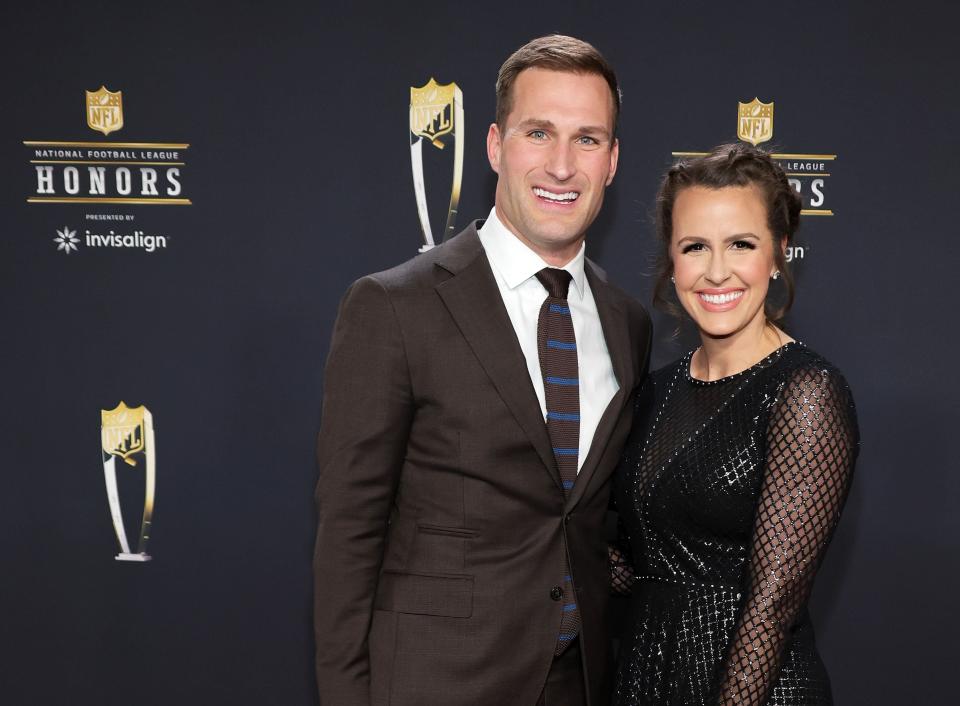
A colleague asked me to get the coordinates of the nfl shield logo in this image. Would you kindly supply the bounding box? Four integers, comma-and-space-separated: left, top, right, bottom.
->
86, 86, 124, 136
410, 78, 458, 148
737, 98, 773, 146
101, 401, 145, 466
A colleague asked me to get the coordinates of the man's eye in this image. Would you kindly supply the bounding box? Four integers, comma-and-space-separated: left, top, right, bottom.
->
577, 136, 599, 146
528, 130, 547, 140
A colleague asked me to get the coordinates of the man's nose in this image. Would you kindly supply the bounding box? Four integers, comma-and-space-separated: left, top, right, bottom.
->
544, 142, 576, 182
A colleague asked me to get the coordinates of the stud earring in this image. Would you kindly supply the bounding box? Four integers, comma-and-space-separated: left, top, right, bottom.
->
670, 275, 675, 283
771, 271, 780, 280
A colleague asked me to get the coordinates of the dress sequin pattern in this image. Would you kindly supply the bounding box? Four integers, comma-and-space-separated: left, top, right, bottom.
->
611, 343, 858, 706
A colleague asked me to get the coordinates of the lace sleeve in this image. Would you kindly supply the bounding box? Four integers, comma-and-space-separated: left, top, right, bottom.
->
713, 364, 859, 705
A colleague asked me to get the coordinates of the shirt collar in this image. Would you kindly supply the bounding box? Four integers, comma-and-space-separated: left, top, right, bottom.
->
477, 207, 586, 300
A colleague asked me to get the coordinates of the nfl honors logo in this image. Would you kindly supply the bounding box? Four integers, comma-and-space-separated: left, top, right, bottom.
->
737, 98, 773, 146
86, 86, 124, 136
672, 97, 835, 220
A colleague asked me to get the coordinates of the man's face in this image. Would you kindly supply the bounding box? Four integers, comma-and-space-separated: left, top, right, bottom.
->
487, 68, 619, 264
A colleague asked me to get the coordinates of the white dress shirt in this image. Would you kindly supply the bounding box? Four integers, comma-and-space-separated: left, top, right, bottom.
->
477, 208, 619, 472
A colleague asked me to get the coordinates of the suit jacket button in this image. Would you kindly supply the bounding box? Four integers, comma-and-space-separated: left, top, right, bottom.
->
550, 586, 563, 601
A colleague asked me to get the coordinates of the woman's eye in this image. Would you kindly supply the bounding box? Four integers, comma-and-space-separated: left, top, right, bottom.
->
731, 240, 757, 250
681, 243, 704, 254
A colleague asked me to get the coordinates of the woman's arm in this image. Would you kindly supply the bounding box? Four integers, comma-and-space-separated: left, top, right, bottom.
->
608, 382, 655, 595
713, 364, 859, 705
609, 520, 635, 595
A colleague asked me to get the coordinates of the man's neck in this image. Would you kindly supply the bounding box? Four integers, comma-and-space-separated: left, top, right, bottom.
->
493, 205, 584, 267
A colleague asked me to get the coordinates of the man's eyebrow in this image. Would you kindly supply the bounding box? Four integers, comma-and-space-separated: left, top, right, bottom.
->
515, 118, 557, 131
578, 125, 612, 140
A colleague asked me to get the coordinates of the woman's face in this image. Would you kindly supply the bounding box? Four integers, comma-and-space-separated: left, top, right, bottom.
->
670, 185, 781, 342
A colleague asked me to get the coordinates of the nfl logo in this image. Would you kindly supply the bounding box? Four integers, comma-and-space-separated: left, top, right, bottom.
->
737, 98, 773, 146
86, 86, 124, 136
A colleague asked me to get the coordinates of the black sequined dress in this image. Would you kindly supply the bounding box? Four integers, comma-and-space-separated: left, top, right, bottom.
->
612, 343, 858, 706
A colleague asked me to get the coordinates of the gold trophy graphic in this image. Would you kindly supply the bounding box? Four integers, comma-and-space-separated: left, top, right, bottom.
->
409, 78, 464, 252
101, 402, 156, 561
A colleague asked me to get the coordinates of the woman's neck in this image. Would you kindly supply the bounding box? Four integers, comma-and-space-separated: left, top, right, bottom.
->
691, 322, 793, 382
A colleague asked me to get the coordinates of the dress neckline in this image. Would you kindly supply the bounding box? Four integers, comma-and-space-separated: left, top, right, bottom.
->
683, 341, 803, 386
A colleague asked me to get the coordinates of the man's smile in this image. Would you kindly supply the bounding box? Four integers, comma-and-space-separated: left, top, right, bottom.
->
532, 186, 581, 205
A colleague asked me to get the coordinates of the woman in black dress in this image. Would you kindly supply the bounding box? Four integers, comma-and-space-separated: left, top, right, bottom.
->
611, 144, 858, 706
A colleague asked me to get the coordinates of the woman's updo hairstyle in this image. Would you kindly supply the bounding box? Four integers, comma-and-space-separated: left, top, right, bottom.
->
653, 142, 802, 325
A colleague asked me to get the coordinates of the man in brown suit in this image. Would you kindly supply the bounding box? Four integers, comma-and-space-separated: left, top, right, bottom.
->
314, 35, 651, 706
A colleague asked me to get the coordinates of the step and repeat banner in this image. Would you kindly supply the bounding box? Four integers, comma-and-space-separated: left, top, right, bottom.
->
2, 2, 957, 704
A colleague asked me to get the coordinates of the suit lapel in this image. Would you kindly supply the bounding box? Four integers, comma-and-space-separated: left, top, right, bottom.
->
434, 227, 562, 491
566, 262, 634, 510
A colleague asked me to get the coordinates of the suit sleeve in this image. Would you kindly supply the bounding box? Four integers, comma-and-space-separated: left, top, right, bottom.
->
314, 276, 414, 705
712, 365, 858, 705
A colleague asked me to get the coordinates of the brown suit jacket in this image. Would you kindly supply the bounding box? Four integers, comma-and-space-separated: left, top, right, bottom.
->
314, 223, 651, 706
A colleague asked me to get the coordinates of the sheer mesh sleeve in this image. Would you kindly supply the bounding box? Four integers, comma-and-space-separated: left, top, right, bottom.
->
609, 457, 637, 595
609, 515, 636, 596
610, 388, 651, 596
713, 364, 859, 705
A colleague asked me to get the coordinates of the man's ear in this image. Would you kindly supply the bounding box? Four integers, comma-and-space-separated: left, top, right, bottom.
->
487, 122, 502, 174
606, 137, 620, 186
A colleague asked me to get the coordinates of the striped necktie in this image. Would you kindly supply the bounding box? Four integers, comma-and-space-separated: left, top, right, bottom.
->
535, 268, 581, 655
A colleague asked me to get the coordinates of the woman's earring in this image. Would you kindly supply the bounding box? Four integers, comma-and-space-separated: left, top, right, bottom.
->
771, 271, 780, 280
670, 275, 675, 283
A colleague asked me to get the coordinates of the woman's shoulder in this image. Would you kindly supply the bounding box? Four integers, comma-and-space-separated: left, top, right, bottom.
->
645, 355, 691, 391
776, 342, 850, 384
629, 356, 686, 411
652, 355, 689, 380
772, 342, 857, 412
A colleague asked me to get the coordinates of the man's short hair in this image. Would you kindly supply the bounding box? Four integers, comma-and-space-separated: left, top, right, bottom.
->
495, 34, 621, 137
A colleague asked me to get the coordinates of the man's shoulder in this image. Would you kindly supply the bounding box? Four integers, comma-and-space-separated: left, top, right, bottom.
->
361, 222, 485, 292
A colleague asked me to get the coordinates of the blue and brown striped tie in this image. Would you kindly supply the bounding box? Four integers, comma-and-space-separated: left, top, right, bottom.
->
535, 268, 581, 655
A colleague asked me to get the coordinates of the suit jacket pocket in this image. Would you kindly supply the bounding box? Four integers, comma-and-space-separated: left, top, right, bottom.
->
375, 570, 474, 618
417, 522, 479, 538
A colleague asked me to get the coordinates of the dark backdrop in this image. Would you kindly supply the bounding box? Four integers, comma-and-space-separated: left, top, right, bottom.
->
2, 2, 957, 704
